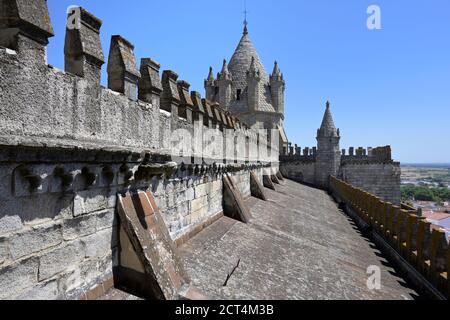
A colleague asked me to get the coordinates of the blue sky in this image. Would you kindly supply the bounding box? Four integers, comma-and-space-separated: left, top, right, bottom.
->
46, 0, 450, 163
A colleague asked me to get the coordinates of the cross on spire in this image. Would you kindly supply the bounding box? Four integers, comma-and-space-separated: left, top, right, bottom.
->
243, 0, 249, 34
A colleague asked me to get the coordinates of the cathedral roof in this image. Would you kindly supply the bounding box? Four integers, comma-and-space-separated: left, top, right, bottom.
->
318, 101, 339, 137
228, 27, 275, 113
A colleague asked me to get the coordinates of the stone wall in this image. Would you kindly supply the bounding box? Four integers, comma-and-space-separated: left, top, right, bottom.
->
280, 144, 401, 204
0, 2, 278, 299
280, 160, 315, 185
340, 161, 401, 205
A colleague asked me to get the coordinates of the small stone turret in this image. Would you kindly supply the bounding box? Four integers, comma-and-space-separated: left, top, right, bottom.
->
315, 101, 341, 188
204, 67, 216, 102
270, 61, 285, 115
246, 57, 261, 112
217, 60, 232, 109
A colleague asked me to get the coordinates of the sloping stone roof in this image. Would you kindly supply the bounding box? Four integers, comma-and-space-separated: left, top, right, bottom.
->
179, 180, 419, 299
228, 30, 275, 113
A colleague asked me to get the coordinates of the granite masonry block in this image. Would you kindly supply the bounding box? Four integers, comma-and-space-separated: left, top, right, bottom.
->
0, 215, 23, 236
82, 228, 113, 258
9, 222, 62, 260
38, 240, 85, 281
0, 257, 38, 300
62, 214, 97, 241
16, 279, 59, 300
73, 189, 108, 217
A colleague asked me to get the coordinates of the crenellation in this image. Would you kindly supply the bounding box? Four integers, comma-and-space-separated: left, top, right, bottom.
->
64, 7, 104, 81
107, 35, 141, 101
161, 70, 180, 114
191, 91, 205, 124
0, 0, 54, 64
330, 177, 449, 299
138, 58, 162, 106
177, 80, 194, 122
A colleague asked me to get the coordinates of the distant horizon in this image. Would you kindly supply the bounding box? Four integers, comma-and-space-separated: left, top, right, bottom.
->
401, 163, 450, 167
45, 1, 450, 163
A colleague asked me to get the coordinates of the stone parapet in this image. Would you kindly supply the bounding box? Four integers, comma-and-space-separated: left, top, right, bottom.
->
330, 176, 449, 299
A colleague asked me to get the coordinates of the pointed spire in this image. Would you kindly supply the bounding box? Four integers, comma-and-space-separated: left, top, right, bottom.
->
243, 23, 248, 35
247, 56, 260, 79
318, 100, 338, 137
207, 66, 214, 82
272, 61, 281, 76
221, 59, 229, 73
219, 59, 232, 81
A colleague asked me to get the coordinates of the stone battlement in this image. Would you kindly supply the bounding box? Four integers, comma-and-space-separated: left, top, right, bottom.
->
341, 146, 393, 163
330, 177, 449, 299
0, 3, 274, 164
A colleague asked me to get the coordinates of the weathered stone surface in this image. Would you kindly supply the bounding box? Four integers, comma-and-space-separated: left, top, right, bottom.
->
9, 223, 62, 260
271, 174, 281, 185
96, 209, 116, 231
0, 194, 73, 223
340, 162, 401, 204
38, 241, 85, 281
107, 35, 141, 100
0, 0, 54, 48
64, 7, 104, 78
194, 184, 208, 198
0, 237, 7, 264
0, 215, 23, 236
185, 187, 195, 201
180, 180, 419, 300
191, 196, 207, 213
82, 228, 113, 258
63, 214, 97, 241
73, 190, 108, 217
0, 3, 281, 300
16, 279, 59, 300
0, 257, 38, 300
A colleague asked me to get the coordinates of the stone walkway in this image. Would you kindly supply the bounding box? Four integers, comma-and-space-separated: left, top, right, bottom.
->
178, 179, 420, 300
